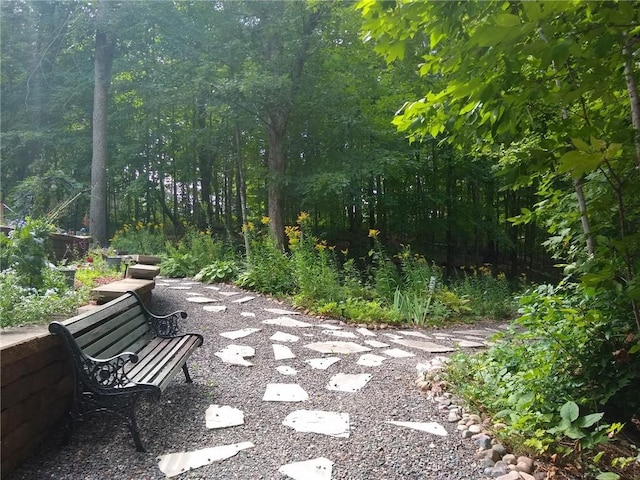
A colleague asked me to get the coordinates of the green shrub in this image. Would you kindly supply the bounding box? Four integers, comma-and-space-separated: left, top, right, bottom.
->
160, 228, 232, 278
445, 283, 639, 457
110, 222, 165, 255
194, 260, 238, 283
236, 233, 295, 295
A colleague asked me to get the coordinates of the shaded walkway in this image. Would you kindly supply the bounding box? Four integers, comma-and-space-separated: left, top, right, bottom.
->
7, 279, 504, 480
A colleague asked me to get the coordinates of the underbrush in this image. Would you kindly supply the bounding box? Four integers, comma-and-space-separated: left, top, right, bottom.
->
444, 283, 640, 479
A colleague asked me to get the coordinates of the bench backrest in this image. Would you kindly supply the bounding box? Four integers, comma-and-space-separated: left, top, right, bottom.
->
62, 293, 154, 359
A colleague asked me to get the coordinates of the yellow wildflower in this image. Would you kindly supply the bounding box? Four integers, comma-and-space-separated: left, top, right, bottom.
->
261, 216, 270, 225
368, 229, 380, 238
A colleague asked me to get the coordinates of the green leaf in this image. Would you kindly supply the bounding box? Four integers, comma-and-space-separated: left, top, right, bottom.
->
558, 150, 603, 177
596, 473, 620, 480
560, 401, 579, 422
564, 426, 586, 439
495, 13, 521, 27
572, 138, 590, 152
577, 412, 604, 428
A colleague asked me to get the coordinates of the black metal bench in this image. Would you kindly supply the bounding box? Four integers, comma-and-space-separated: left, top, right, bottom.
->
49, 291, 203, 451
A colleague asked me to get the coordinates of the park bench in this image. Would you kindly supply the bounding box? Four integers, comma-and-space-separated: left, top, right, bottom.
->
48, 291, 203, 451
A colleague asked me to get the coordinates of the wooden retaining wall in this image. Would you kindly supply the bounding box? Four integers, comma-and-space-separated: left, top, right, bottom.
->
0, 327, 73, 477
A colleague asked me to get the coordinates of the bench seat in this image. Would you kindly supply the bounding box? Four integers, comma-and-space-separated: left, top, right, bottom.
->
49, 291, 203, 451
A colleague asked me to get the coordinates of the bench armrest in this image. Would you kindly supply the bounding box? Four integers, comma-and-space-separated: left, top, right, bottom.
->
125, 289, 188, 338
79, 351, 139, 389
148, 310, 187, 338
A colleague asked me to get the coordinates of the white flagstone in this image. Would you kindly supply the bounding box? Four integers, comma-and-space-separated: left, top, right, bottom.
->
263, 383, 308, 402
364, 340, 390, 348
326, 373, 372, 392
240, 312, 256, 317
273, 344, 296, 360
282, 410, 350, 438
233, 296, 255, 304
382, 348, 415, 358
179, 282, 200, 285
276, 365, 297, 376
356, 327, 376, 337
204, 285, 220, 290
157, 442, 254, 478
263, 317, 314, 328
391, 339, 456, 353
321, 330, 357, 339
218, 291, 241, 297
305, 357, 341, 370
453, 339, 486, 348
304, 341, 371, 354
185, 292, 202, 295
219, 328, 261, 340
357, 353, 387, 367
203, 305, 227, 313
383, 333, 405, 340
205, 405, 244, 429
186, 296, 218, 304
168, 286, 191, 290
264, 308, 299, 315
158, 278, 178, 282
317, 324, 343, 330
215, 345, 255, 366
386, 421, 448, 437
270, 331, 300, 343
399, 331, 430, 339
452, 329, 493, 336
278, 457, 334, 480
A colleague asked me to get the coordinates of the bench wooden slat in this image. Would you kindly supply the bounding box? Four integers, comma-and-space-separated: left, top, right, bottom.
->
127, 335, 201, 388
64, 295, 140, 335
75, 307, 145, 353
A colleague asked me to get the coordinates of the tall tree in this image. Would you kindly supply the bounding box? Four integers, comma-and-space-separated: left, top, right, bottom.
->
89, 0, 114, 245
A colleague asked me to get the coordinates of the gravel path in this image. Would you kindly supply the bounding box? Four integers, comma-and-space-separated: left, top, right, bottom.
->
7, 280, 504, 480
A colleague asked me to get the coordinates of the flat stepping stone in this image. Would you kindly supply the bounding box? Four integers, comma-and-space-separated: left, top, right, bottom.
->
215, 345, 255, 366
279, 457, 334, 480
387, 421, 448, 436
203, 305, 227, 313
157, 442, 254, 478
264, 308, 299, 315
399, 331, 430, 339
232, 296, 255, 304
452, 329, 494, 337
218, 291, 241, 296
305, 341, 371, 354
364, 340, 390, 348
169, 286, 192, 290
240, 312, 256, 317
305, 357, 340, 370
205, 405, 244, 429
204, 285, 220, 290
186, 296, 217, 303
317, 324, 343, 330
383, 333, 404, 340
321, 330, 357, 339
272, 344, 296, 360
220, 328, 261, 340
383, 348, 415, 358
327, 373, 372, 392
263, 383, 308, 402
453, 339, 486, 348
270, 331, 300, 343
276, 366, 297, 376
356, 327, 376, 337
357, 353, 387, 367
283, 410, 350, 438
185, 292, 202, 295
392, 339, 456, 353
263, 317, 313, 328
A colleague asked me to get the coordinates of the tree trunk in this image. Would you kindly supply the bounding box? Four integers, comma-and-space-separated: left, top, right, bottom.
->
89, 0, 114, 246
267, 112, 287, 249
623, 37, 640, 168
235, 125, 251, 258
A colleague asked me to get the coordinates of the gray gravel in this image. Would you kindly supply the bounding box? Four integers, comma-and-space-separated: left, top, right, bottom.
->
7, 282, 491, 480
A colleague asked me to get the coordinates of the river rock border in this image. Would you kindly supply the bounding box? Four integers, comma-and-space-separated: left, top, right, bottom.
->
416, 357, 539, 480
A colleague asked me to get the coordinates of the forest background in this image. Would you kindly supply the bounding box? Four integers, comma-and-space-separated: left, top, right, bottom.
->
1, 1, 639, 478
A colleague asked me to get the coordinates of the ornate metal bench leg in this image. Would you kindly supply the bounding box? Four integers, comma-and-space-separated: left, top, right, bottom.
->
126, 400, 145, 452
60, 412, 75, 446
182, 363, 193, 383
